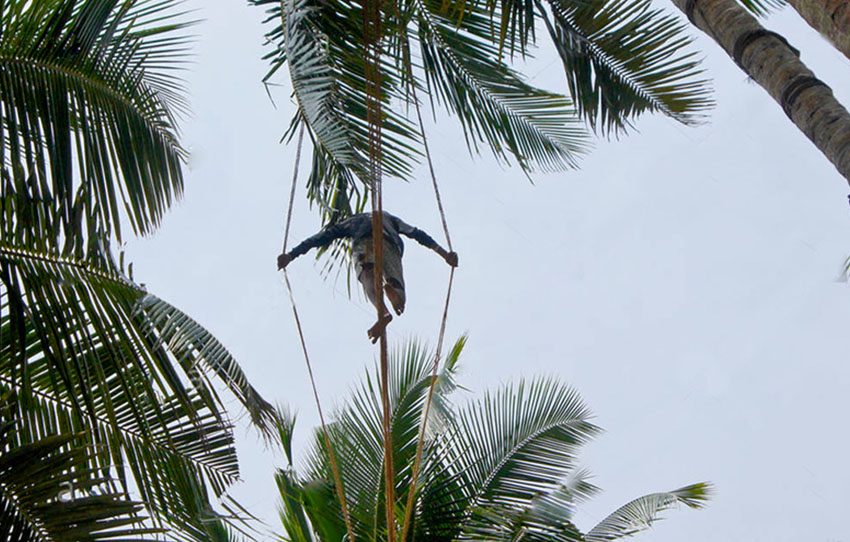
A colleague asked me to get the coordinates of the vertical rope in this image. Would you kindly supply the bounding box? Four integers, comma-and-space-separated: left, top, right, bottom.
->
363, 0, 397, 538
281, 124, 356, 542
398, 34, 455, 542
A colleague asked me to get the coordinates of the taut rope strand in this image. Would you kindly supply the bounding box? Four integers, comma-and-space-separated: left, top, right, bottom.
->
398, 33, 456, 542
281, 123, 356, 542
363, 0, 397, 537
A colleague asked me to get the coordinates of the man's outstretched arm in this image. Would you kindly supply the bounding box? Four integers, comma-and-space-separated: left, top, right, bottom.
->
395, 217, 458, 267
277, 223, 346, 269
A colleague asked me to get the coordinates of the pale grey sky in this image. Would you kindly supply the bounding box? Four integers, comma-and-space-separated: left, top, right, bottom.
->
128, 2, 850, 540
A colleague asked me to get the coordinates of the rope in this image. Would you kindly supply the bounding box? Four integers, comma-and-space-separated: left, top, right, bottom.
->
398, 34, 456, 542
416, 83, 452, 252
362, 0, 398, 538
280, 123, 356, 542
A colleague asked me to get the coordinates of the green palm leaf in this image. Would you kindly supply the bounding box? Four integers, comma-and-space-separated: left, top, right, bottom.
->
0, 241, 273, 539
282, 339, 463, 540
252, 0, 590, 223
134, 294, 276, 434
252, 0, 711, 228
0, 416, 163, 542
0, 0, 190, 243
0, 241, 275, 434
275, 467, 315, 542
538, 0, 713, 133
318, 340, 460, 539
585, 483, 712, 541
449, 377, 599, 539
254, 0, 420, 218
2, 2, 271, 540
416, 0, 591, 171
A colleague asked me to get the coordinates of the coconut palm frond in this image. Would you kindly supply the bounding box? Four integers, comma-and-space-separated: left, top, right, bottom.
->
134, 294, 277, 436
251, 0, 420, 216
252, 0, 590, 221
0, 241, 271, 539
0, 241, 275, 435
0, 0, 192, 243
585, 483, 712, 541
450, 377, 599, 539
538, 0, 713, 134
0, 417, 165, 542
415, 0, 591, 172
270, 339, 709, 542
291, 339, 464, 539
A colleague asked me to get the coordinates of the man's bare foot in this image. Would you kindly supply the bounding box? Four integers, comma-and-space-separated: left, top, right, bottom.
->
367, 313, 393, 343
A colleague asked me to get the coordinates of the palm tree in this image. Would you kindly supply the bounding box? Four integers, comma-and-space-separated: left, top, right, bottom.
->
786, 0, 850, 61
741, 0, 850, 62
272, 338, 711, 541
669, 0, 850, 183
0, 1, 274, 539
250, 0, 713, 226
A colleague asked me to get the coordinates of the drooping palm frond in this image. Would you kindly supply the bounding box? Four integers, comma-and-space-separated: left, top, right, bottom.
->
585, 483, 712, 541
134, 294, 277, 434
415, 0, 591, 172
253, 0, 420, 212
0, 0, 190, 244
536, 0, 713, 133
0, 241, 276, 433
1, 2, 272, 540
304, 141, 367, 227
510, 481, 592, 542
0, 240, 273, 540
0, 416, 162, 542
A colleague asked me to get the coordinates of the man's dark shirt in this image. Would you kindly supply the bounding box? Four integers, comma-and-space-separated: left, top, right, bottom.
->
288, 211, 442, 259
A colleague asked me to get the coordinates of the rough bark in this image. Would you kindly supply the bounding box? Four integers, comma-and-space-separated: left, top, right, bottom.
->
670, 0, 850, 184
786, 0, 850, 62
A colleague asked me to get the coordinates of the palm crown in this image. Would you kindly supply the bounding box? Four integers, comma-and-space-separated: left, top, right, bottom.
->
274, 338, 710, 541
252, 0, 713, 224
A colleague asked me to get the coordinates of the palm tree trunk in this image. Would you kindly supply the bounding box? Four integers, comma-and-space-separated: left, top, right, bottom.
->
670, 0, 850, 184
786, 0, 850, 62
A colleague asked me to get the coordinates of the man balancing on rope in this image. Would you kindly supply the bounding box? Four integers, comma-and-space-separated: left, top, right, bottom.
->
277, 211, 458, 342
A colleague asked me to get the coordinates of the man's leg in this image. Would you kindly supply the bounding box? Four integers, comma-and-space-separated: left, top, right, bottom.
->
384, 279, 405, 316
382, 244, 406, 316
358, 263, 392, 343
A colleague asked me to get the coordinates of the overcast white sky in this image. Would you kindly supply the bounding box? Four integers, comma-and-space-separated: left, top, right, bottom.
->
127, 2, 850, 540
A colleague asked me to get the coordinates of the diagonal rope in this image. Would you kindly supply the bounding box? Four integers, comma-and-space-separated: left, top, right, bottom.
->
281, 123, 356, 542
399, 34, 456, 542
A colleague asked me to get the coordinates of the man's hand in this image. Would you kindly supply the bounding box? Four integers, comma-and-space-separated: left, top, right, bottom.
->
277, 253, 293, 270
445, 251, 459, 268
